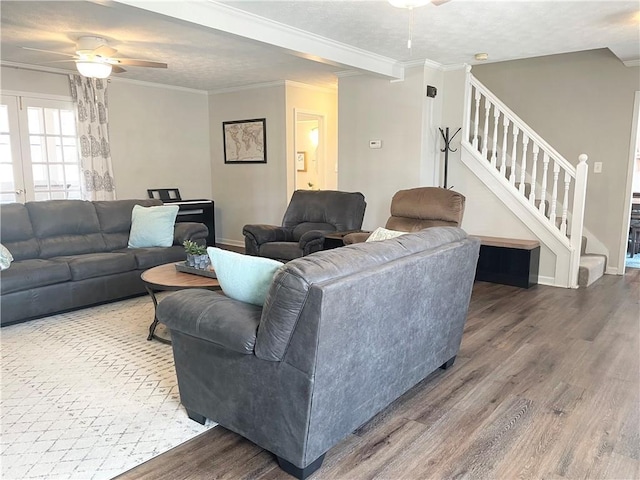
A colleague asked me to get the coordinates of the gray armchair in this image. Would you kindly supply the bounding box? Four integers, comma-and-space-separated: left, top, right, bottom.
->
243, 190, 366, 261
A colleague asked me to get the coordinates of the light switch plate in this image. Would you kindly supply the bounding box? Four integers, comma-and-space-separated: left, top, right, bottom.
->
369, 140, 382, 149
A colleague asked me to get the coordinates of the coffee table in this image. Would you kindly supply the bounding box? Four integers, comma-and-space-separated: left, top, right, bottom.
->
141, 262, 221, 344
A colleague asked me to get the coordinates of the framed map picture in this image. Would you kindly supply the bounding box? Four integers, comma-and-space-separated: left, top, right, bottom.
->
223, 118, 267, 164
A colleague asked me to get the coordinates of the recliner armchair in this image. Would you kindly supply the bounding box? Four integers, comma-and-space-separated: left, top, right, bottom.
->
243, 190, 366, 261
344, 187, 465, 244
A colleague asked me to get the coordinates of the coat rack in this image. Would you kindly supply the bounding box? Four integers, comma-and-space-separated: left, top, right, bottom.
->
439, 127, 461, 189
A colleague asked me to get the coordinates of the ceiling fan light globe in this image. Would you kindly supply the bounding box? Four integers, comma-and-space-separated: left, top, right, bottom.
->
388, 0, 430, 8
76, 61, 112, 78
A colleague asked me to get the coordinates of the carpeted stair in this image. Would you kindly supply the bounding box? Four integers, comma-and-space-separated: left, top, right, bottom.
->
578, 236, 606, 287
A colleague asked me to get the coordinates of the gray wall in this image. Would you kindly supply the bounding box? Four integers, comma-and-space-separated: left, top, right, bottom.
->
209, 85, 287, 246
0, 66, 212, 201
472, 49, 640, 273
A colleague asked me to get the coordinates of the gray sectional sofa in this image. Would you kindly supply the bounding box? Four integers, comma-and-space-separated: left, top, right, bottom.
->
0, 199, 208, 326
156, 227, 480, 479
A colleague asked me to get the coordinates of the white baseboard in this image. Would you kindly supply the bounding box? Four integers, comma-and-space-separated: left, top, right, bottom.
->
537, 275, 560, 287
605, 266, 619, 275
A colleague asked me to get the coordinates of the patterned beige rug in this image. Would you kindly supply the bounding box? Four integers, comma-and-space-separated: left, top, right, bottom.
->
1, 295, 216, 480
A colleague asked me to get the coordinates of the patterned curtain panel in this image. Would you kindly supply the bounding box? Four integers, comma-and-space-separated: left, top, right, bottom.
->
68, 75, 116, 201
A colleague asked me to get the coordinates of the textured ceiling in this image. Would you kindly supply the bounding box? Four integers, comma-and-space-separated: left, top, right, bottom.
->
1, 0, 638, 92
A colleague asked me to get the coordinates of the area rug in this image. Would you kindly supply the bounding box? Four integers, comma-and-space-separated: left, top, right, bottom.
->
626, 252, 640, 269
1, 295, 216, 480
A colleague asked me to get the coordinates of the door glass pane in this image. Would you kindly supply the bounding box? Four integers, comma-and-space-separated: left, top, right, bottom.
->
0, 193, 16, 203
32, 164, 49, 190
64, 164, 80, 186
27, 107, 43, 134
0, 105, 9, 132
50, 191, 66, 200
34, 192, 50, 201
0, 134, 11, 162
60, 110, 76, 136
30, 135, 44, 163
0, 164, 15, 191
63, 138, 77, 163
48, 165, 64, 190
44, 108, 60, 135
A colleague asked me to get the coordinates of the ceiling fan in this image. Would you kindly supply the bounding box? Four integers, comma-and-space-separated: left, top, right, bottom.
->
388, 0, 451, 50
21, 35, 168, 78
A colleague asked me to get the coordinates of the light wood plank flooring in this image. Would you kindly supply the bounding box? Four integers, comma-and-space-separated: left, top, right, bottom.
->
117, 269, 640, 480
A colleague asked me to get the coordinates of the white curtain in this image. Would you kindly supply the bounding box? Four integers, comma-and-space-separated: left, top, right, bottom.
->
69, 75, 116, 200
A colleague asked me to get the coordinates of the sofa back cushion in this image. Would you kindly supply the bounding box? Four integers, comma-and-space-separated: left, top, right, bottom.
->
94, 199, 162, 250
26, 200, 107, 258
0, 203, 40, 260
255, 227, 469, 361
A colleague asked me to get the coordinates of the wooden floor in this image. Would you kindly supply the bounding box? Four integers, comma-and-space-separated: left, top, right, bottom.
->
118, 269, 640, 480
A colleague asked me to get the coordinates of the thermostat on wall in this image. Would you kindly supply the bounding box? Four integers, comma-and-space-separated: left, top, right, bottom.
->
369, 140, 382, 149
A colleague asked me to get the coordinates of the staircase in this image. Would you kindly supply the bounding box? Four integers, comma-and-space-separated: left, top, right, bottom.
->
461, 68, 599, 288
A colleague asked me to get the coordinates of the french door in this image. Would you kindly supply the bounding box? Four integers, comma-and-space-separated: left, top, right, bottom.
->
0, 94, 81, 204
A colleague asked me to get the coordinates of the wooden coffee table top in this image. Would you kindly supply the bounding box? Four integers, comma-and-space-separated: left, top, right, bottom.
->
141, 262, 220, 291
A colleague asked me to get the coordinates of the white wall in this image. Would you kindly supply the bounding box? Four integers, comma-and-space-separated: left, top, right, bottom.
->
338, 65, 442, 230
209, 85, 287, 246
1, 67, 212, 202
472, 49, 640, 273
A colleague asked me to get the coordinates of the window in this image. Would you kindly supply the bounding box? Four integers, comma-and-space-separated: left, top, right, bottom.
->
0, 95, 81, 204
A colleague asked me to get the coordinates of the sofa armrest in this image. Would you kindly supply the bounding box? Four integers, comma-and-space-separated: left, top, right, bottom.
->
174, 222, 208, 246
343, 232, 371, 245
298, 230, 331, 255
157, 289, 262, 354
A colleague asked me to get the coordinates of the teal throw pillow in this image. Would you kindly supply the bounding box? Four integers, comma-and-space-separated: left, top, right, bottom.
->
0, 243, 14, 271
207, 247, 283, 307
128, 204, 179, 248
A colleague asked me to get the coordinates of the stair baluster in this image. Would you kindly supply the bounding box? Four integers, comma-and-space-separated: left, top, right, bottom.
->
472, 88, 481, 149
491, 109, 499, 169
482, 99, 490, 159
519, 134, 529, 195
539, 153, 549, 215
510, 126, 519, 186
560, 171, 571, 236
550, 162, 560, 228
500, 116, 508, 177
530, 144, 539, 206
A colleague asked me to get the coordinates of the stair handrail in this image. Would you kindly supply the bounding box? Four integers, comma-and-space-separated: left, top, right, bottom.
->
463, 67, 589, 288
465, 72, 577, 178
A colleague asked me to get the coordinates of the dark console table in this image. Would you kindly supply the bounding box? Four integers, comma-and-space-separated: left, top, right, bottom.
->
473, 235, 540, 288
172, 199, 216, 247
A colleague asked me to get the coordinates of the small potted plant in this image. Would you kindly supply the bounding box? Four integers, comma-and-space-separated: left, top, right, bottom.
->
183, 240, 210, 270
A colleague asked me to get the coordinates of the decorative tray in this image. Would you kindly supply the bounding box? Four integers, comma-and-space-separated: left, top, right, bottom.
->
175, 262, 217, 279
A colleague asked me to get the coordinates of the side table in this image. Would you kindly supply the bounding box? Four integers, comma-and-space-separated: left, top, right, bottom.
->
323, 230, 370, 250
140, 263, 221, 344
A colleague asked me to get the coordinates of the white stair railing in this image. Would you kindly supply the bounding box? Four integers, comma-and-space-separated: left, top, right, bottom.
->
462, 68, 588, 287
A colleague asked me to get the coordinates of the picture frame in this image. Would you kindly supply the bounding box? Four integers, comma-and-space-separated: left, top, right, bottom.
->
296, 151, 307, 172
223, 118, 267, 164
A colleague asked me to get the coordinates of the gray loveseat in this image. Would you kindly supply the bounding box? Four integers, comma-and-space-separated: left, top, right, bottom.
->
1, 199, 208, 326
156, 227, 480, 479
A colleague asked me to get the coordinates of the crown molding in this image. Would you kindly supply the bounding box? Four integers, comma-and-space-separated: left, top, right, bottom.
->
284, 80, 337, 94
441, 63, 468, 72
115, 0, 405, 80
209, 80, 286, 95
335, 70, 364, 78
623, 59, 640, 68
1, 61, 208, 95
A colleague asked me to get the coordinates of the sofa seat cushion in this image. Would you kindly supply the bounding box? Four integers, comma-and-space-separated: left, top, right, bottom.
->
50, 253, 137, 281
0, 259, 72, 294
116, 246, 185, 270
259, 242, 303, 262
157, 289, 262, 354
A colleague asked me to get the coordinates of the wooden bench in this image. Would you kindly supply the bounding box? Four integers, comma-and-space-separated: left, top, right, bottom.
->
472, 235, 540, 288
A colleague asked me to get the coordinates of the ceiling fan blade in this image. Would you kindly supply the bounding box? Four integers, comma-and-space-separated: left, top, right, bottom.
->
431, 0, 451, 5
111, 65, 127, 74
21, 46, 75, 57
93, 45, 118, 57
43, 59, 77, 64
112, 58, 167, 68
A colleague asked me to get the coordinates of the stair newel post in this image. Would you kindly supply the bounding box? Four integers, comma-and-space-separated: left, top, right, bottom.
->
550, 161, 560, 228
482, 99, 490, 159
510, 126, 519, 186
539, 152, 550, 216
463, 65, 473, 146
500, 116, 509, 177
560, 169, 571, 236
473, 87, 481, 150
530, 144, 539, 205
491, 109, 499, 169
519, 134, 529, 195
569, 154, 589, 288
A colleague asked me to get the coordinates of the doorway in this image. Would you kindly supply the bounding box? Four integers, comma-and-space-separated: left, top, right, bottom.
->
620, 91, 640, 272
294, 111, 324, 192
